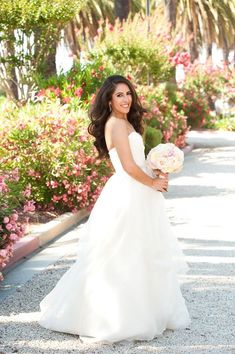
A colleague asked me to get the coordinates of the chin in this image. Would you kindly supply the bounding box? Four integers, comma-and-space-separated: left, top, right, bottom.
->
122, 108, 130, 113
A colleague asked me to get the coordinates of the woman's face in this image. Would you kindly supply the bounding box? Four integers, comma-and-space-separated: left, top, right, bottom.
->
110, 83, 132, 118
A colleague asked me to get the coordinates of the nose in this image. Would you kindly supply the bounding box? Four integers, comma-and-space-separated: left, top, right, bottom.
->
123, 94, 131, 103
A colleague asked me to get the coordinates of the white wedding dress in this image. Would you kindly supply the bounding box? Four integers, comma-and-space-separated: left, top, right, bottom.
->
39, 131, 190, 343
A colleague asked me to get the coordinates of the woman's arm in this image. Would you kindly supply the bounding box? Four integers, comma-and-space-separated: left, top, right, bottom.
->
110, 120, 168, 192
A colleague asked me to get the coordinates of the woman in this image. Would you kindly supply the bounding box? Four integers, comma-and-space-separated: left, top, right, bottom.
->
39, 75, 190, 343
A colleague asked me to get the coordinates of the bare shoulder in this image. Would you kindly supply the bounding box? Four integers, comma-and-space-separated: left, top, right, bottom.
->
106, 116, 127, 131
105, 117, 128, 151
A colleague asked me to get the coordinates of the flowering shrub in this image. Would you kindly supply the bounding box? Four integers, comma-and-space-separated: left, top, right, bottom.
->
36, 58, 114, 109
138, 84, 189, 148
176, 88, 210, 129
0, 171, 28, 280
0, 102, 112, 214
180, 62, 235, 128
90, 15, 179, 85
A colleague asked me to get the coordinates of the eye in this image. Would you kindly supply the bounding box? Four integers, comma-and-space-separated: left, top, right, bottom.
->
127, 91, 132, 96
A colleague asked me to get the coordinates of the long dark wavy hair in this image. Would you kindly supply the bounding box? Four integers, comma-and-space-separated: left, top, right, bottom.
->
88, 75, 146, 158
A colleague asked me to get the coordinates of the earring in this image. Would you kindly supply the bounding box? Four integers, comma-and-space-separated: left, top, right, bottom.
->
109, 103, 112, 112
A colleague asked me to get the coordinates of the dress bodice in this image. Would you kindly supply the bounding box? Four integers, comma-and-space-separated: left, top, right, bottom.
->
108, 131, 147, 173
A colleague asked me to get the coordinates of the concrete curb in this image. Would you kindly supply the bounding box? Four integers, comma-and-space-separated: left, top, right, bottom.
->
2, 209, 89, 272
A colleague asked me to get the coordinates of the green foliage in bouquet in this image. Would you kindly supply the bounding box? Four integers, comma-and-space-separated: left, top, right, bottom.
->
144, 126, 162, 155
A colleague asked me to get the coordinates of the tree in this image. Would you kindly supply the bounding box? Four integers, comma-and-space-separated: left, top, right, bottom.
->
115, 0, 131, 21
64, 0, 115, 59
164, 0, 177, 29
161, 0, 235, 63
64, 0, 143, 59
0, 0, 86, 102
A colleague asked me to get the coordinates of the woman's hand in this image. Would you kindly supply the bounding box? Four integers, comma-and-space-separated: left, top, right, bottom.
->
151, 175, 168, 192
153, 169, 168, 179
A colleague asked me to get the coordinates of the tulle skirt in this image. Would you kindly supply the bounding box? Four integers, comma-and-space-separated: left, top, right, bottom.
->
39, 172, 190, 343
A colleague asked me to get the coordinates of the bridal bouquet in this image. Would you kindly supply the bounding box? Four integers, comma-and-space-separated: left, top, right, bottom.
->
147, 143, 184, 173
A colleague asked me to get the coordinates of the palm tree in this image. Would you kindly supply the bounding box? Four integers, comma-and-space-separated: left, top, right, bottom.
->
115, 0, 131, 21
157, 0, 235, 63
176, 0, 235, 62
64, 0, 144, 58
164, 0, 177, 29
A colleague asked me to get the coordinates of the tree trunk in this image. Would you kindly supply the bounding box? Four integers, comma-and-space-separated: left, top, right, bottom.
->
222, 35, 230, 65
164, 0, 177, 30
64, 21, 81, 59
188, 21, 199, 62
5, 35, 19, 101
205, 42, 212, 59
233, 36, 235, 67
115, 0, 131, 21
189, 38, 199, 62
43, 48, 57, 78
34, 28, 57, 79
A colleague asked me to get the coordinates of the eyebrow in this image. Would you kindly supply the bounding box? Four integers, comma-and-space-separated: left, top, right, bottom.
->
115, 90, 132, 95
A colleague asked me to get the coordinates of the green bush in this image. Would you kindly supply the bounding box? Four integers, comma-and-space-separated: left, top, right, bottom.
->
90, 15, 175, 85
138, 84, 188, 148
144, 126, 163, 155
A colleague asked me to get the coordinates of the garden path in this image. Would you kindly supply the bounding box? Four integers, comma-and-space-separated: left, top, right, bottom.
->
0, 130, 235, 354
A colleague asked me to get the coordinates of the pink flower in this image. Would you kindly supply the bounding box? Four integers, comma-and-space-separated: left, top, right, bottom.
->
11, 213, 18, 221
6, 223, 13, 231
3, 217, 10, 224
0, 249, 8, 258
62, 96, 71, 104
37, 89, 46, 97
23, 185, 31, 197
54, 88, 61, 97
9, 233, 19, 241
52, 195, 61, 202
68, 128, 75, 136
74, 88, 83, 98
80, 135, 87, 142
23, 200, 36, 213
51, 181, 59, 188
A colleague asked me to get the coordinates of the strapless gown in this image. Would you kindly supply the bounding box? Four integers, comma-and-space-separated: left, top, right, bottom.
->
39, 131, 190, 343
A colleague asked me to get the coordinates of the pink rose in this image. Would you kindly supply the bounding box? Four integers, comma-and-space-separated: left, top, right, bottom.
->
0, 249, 8, 257
11, 213, 19, 221
6, 223, 13, 231
9, 233, 19, 241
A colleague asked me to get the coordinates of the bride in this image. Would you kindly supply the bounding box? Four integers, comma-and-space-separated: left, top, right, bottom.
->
39, 75, 190, 343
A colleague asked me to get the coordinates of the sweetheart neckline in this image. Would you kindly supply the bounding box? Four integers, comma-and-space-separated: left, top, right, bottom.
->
108, 131, 141, 154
